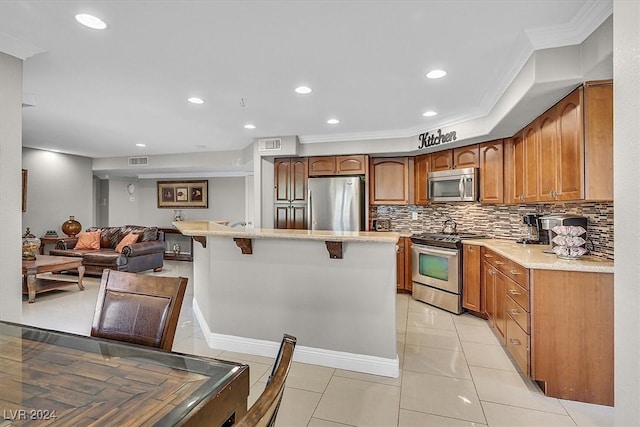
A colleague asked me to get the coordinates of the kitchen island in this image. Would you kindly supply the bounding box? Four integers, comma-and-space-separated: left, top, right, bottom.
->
174, 221, 401, 377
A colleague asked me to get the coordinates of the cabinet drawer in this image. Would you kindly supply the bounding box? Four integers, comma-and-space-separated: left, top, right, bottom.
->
482, 249, 506, 270
506, 296, 530, 333
503, 258, 529, 289
506, 315, 530, 375
506, 279, 529, 312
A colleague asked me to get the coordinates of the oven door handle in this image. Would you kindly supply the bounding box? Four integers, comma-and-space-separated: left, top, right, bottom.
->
414, 246, 458, 258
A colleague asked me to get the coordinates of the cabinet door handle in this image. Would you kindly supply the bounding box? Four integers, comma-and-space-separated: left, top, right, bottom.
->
484, 254, 493, 258
509, 308, 521, 316
509, 270, 521, 275
509, 338, 521, 346
494, 261, 505, 265
508, 289, 521, 295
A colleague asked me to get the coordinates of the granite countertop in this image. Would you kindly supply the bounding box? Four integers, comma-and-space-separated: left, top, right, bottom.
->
462, 238, 614, 273
173, 221, 400, 243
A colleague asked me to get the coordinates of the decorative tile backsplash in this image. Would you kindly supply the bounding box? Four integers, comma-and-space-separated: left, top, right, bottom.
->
370, 202, 614, 260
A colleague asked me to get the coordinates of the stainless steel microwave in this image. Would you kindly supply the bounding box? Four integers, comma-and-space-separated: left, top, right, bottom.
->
428, 167, 479, 202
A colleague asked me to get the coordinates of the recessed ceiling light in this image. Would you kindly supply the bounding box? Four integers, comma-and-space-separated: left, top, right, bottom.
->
75, 14, 108, 30
135, 143, 146, 147
244, 124, 256, 129
422, 111, 438, 117
327, 119, 340, 125
295, 86, 312, 94
188, 97, 205, 104
426, 69, 447, 79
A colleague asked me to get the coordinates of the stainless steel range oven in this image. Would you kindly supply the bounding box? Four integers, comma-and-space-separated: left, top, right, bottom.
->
410, 233, 485, 314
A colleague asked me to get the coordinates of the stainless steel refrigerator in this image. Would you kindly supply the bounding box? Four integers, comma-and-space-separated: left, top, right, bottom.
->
307, 176, 365, 231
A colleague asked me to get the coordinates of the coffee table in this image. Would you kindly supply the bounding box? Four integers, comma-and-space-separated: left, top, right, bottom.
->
22, 255, 85, 303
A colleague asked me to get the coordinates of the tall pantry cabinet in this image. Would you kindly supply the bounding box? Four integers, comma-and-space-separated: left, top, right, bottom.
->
274, 158, 308, 229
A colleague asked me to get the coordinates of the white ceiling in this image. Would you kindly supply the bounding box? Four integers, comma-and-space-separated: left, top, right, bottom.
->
1, 0, 612, 160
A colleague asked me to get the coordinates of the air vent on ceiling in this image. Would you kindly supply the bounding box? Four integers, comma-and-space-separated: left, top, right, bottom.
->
257, 138, 282, 152
128, 156, 149, 166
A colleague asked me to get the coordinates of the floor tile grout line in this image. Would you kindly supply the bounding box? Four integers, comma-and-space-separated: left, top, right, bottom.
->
479, 398, 575, 418
454, 314, 490, 426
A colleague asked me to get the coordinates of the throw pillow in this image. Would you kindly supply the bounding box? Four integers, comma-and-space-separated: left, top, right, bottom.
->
74, 231, 101, 250
115, 233, 140, 253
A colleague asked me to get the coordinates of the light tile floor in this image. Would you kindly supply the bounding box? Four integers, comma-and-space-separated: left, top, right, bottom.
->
20, 261, 614, 427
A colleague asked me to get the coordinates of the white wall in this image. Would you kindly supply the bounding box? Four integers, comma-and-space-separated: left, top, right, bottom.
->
101, 177, 247, 228
0, 52, 22, 321
22, 148, 93, 236
613, 1, 640, 424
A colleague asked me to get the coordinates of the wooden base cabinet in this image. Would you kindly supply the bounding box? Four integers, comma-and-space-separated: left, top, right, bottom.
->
473, 247, 614, 406
396, 237, 412, 292
462, 244, 481, 312
530, 269, 614, 406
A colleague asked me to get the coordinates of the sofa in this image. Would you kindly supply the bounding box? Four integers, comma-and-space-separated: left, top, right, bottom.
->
50, 225, 165, 276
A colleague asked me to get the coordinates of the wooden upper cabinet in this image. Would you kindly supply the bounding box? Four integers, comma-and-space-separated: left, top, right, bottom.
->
370, 157, 411, 205
554, 88, 584, 200
584, 80, 613, 200
453, 144, 480, 169
336, 155, 367, 174
537, 109, 559, 202
274, 157, 308, 203
274, 157, 308, 229
430, 145, 479, 172
430, 150, 454, 171
479, 140, 503, 204
503, 138, 516, 204
289, 158, 309, 203
274, 158, 293, 203
309, 155, 367, 176
308, 156, 336, 176
522, 121, 540, 203
414, 154, 430, 205
510, 132, 526, 203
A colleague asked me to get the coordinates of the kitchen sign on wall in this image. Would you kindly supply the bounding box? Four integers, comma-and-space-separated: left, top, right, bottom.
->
418, 129, 458, 149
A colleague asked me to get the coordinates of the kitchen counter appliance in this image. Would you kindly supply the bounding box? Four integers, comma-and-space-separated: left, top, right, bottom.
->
539, 214, 588, 253
410, 231, 486, 314
516, 213, 549, 244
428, 168, 479, 202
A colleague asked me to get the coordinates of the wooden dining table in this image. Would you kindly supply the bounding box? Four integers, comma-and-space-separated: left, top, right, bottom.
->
0, 321, 249, 426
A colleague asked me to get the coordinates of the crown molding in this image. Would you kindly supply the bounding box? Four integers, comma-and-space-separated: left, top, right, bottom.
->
525, 0, 613, 49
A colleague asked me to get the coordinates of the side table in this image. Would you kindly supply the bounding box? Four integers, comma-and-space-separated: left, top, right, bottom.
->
39, 236, 61, 255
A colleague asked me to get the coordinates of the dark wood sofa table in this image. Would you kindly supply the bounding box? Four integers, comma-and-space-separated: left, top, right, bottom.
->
21, 255, 85, 303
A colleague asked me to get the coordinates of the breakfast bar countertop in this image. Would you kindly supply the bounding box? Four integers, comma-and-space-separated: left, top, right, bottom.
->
173, 221, 400, 243
462, 238, 614, 273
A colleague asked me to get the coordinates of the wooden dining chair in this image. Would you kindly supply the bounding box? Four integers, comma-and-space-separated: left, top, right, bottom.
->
235, 334, 297, 427
91, 269, 188, 351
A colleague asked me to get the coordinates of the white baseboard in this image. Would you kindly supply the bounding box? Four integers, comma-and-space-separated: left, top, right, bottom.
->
192, 297, 399, 378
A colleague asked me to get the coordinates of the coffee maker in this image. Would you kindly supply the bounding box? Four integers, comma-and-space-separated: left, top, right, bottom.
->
516, 214, 549, 244
539, 214, 588, 252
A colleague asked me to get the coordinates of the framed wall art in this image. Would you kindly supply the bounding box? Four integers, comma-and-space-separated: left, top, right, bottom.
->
157, 180, 208, 208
